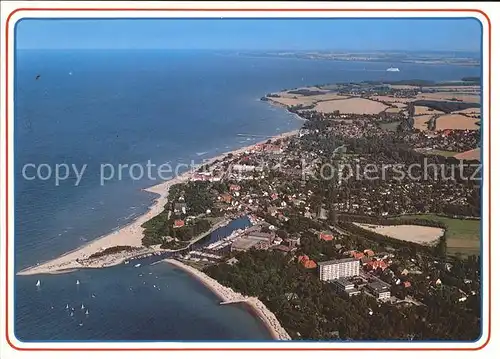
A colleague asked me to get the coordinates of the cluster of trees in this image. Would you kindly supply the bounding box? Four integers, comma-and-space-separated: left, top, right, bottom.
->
204, 250, 480, 341
142, 215, 213, 248
87, 245, 135, 259
142, 181, 220, 247
287, 89, 324, 96
412, 100, 480, 113
179, 181, 217, 216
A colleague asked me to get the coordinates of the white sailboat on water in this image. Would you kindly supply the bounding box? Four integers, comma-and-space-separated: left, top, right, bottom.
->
85, 309, 89, 315
81, 303, 85, 310
35, 280, 41, 287
76, 280, 80, 285
66, 304, 69, 309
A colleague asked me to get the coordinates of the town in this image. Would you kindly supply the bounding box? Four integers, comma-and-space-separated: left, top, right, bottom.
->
138, 79, 481, 341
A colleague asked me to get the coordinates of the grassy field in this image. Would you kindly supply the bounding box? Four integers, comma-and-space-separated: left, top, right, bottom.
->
396, 214, 480, 257
425, 149, 459, 157
379, 121, 401, 132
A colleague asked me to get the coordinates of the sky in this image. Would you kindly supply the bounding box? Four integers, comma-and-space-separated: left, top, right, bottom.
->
16, 18, 481, 52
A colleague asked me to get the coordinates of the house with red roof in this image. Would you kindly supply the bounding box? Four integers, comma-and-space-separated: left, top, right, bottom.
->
297, 255, 317, 269
173, 219, 185, 228
319, 231, 334, 241
229, 184, 241, 192
298, 255, 309, 264
441, 129, 453, 137
220, 193, 233, 204
364, 249, 375, 257
303, 259, 317, 269
350, 251, 365, 260
365, 259, 388, 271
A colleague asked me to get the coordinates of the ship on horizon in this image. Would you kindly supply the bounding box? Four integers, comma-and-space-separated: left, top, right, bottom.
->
386, 66, 400, 72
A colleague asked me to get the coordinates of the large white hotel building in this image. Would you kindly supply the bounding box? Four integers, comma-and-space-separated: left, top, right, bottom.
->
318, 258, 360, 281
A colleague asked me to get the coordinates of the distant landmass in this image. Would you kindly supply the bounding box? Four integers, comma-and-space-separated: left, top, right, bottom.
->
237, 50, 481, 67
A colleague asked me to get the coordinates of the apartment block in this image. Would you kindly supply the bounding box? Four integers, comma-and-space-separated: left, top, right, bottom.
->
317, 258, 360, 281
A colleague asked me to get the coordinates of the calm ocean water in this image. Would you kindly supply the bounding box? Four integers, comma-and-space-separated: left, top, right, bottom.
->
14, 49, 479, 341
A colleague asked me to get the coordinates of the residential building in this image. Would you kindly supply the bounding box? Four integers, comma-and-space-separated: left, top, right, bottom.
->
286, 237, 301, 248
232, 164, 256, 172
173, 203, 186, 215
317, 258, 360, 281
268, 206, 278, 216
350, 251, 365, 260
297, 255, 317, 269
332, 278, 361, 297
363, 249, 375, 257
319, 231, 334, 241
229, 184, 241, 192
303, 259, 317, 269
366, 280, 391, 300
220, 193, 233, 204
365, 259, 388, 271
173, 219, 185, 228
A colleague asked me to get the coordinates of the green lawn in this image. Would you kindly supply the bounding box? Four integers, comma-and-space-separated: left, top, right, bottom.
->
396, 214, 481, 257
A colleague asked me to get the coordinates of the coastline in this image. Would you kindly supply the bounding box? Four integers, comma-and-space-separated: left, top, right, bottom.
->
165, 258, 291, 340
17, 128, 300, 276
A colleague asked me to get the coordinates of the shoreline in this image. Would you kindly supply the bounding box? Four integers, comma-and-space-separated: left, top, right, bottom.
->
17, 129, 300, 276
165, 258, 291, 340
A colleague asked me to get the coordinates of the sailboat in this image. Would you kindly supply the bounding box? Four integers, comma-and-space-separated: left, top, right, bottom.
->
85, 309, 89, 315
35, 280, 41, 287
65, 304, 69, 309
81, 303, 85, 310
76, 280, 80, 285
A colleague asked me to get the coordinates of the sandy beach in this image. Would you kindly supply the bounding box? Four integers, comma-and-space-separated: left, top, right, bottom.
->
165, 259, 291, 340
17, 129, 299, 276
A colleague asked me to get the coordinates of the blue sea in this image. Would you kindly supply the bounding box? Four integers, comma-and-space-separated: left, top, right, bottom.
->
14, 49, 480, 341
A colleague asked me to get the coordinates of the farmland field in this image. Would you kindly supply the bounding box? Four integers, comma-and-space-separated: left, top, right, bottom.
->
395, 214, 480, 256
354, 223, 444, 245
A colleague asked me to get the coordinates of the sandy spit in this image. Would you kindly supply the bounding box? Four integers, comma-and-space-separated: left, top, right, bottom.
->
17, 130, 299, 276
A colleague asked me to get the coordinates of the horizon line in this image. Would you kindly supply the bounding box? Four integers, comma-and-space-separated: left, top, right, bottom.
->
16, 48, 481, 53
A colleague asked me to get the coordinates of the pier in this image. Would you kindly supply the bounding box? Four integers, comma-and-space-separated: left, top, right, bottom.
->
220, 299, 249, 305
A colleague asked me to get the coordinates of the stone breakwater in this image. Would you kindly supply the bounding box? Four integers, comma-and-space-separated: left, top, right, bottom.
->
164, 259, 291, 340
